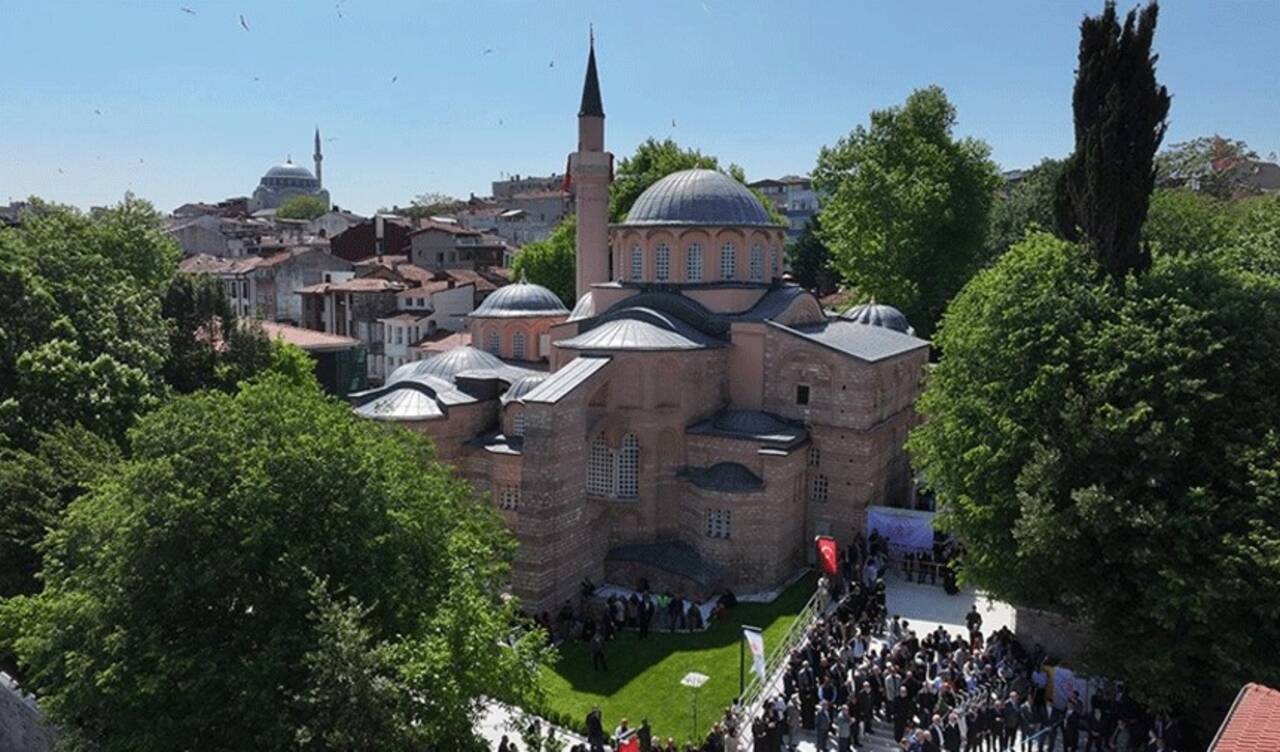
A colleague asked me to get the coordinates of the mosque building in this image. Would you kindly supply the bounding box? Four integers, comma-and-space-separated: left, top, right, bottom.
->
349, 38, 929, 612
249, 128, 331, 212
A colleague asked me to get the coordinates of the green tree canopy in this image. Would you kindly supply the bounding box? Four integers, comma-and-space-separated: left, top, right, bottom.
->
0, 197, 176, 446
1143, 187, 1231, 258
988, 158, 1067, 258
786, 215, 839, 296
1054, 0, 1171, 277
907, 231, 1280, 712
0, 375, 547, 751
276, 194, 329, 220
512, 215, 576, 306
813, 85, 1000, 337
1156, 135, 1260, 199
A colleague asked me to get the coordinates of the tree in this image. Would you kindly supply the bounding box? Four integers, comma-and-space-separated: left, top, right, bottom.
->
813, 86, 1000, 337
276, 194, 329, 220
906, 231, 1280, 713
1054, 1, 1171, 277
1156, 135, 1259, 199
988, 158, 1067, 258
0, 375, 548, 751
512, 215, 576, 306
0, 197, 175, 447
1143, 188, 1231, 258
786, 215, 838, 295
0, 425, 120, 599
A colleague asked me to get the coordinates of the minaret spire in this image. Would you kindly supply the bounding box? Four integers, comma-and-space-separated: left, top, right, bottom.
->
578, 29, 604, 119
313, 126, 323, 188
571, 29, 611, 299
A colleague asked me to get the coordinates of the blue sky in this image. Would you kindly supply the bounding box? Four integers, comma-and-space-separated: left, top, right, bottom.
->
2, 1, 1277, 216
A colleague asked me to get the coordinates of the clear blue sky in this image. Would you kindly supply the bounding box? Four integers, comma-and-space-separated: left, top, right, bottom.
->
2, 1, 1277, 216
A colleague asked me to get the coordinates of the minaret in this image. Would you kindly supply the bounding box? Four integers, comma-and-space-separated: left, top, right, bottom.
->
570, 30, 612, 300
313, 126, 323, 188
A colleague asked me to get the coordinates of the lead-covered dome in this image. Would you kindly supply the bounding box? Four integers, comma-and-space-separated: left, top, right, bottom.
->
387, 346, 507, 384
841, 303, 914, 335
264, 161, 317, 181
470, 279, 569, 318
624, 169, 776, 226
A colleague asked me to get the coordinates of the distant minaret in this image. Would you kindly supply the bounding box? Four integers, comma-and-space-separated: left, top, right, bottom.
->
313, 126, 323, 188
570, 29, 611, 300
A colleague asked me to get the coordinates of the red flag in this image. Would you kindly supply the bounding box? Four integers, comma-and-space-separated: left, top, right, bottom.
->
815, 535, 838, 576
618, 736, 639, 752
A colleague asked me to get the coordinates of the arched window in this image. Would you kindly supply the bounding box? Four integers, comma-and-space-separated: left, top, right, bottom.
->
512, 330, 526, 360
771, 248, 781, 277
486, 329, 500, 355
617, 433, 640, 499
655, 244, 671, 281
686, 244, 703, 282
750, 245, 764, 281
630, 246, 643, 281
587, 435, 613, 496
511, 410, 526, 437
720, 242, 736, 280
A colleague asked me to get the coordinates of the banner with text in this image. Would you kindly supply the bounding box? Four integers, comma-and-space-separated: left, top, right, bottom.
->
866, 506, 936, 551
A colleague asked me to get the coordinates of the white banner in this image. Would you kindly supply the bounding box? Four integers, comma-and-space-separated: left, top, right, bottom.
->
744, 627, 766, 684
866, 506, 936, 551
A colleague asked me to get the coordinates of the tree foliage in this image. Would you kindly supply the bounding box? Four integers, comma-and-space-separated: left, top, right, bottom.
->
0, 375, 548, 751
988, 158, 1067, 258
1156, 135, 1260, 199
1054, 1, 1171, 277
786, 215, 838, 295
813, 85, 1000, 337
1143, 188, 1231, 258
907, 231, 1280, 712
276, 194, 329, 220
512, 215, 576, 307
0, 197, 176, 446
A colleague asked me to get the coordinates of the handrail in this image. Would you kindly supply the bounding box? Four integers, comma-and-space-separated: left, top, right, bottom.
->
733, 583, 826, 727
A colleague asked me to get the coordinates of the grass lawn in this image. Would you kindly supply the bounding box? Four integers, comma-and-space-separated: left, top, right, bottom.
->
539, 573, 817, 744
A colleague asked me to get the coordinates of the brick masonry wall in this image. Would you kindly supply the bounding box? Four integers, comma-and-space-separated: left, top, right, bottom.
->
0, 677, 54, 752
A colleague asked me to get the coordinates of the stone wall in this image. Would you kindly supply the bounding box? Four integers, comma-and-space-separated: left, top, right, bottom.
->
0, 674, 54, 752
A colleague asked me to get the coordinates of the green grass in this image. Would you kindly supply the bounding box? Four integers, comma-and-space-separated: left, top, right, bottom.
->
539, 573, 817, 743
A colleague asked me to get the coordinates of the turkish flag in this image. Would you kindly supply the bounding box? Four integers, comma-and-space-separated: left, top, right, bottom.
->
815, 535, 839, 576
618, 736, 640, 752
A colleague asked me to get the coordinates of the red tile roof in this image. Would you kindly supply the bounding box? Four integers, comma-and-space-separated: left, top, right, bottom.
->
353, 254, 409, 268
412, 330, 471, 354
259, 321, 359, 351
1212, 683, 1280, 752
408, 220, 481, 237
297, 277, 406, 294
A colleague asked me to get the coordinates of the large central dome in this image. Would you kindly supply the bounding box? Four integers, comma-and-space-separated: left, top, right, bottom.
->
624, 169, 776, 226
264, 161, 317, 181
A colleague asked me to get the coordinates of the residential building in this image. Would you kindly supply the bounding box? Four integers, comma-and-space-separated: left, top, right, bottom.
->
749, 175, 819, 239
329, 214, 416, 262
178, 247, 353, 323
259, 321, 367, 396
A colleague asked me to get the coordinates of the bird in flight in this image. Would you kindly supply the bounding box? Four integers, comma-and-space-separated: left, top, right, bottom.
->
57, 168, 64, 174
391, 75, 398, 84
549, 60, 554, 68
181, 7, 196, 14
239, 14, 250, 31
482, 48, 493, 55
94, 109, 102, 115
672, 118, 677, 128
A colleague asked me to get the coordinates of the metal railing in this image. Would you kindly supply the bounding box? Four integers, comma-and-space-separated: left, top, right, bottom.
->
734, 584, 826, 725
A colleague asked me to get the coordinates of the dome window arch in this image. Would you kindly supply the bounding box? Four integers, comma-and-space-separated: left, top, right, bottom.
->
655, 244, 671, 281
630, 245, 643, 281
686, 243, 703, 282
720, 242, 736, 280
512, 330, 527, 360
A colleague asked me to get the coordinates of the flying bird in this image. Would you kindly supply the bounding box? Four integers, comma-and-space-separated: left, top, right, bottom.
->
57, 168, 64, 174
498, 119, 504, 126
94, 109, 102, 115
252, 76, 260, 81
482, 48, 493, 55
549, 60, 554, 68
239, 14, 250, 31
391, 75, 398, 84
672, 118, 677, 128
181, 7, 196, 14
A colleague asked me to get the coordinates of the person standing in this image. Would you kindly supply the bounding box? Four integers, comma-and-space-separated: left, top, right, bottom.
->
835, 703, 852, 752
786, 693, 802, 748
815, 702, 832, 752
585, 707, 606, 752
1001, 692, 1021, 750
590, 630, 607, 671
1062, 701, 1080, 752
944, 712, 963, 752
893, 685, 912, 744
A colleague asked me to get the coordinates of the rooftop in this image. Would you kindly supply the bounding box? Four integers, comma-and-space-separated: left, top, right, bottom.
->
678, 462, 765, 493
687, 409, 808, 449
770, 319, 928, 363
621, 169, 777, 227
259, 321, 360, 352
1211, 683, 1280, 752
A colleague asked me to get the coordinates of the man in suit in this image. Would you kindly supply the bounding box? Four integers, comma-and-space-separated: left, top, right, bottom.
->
1001, 691, 1022, 750
1062, 700, 1081, 752
585, 707, 606, 752
944, 712, 964, 752
815, 701, 832, 752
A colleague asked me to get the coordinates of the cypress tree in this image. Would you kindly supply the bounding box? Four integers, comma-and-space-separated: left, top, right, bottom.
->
1055, 1, 1171, 277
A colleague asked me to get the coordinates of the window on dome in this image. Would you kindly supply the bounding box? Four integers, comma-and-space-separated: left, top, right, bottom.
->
631, 246, 643, 281
512, 330, 526, 361
486, 330, 500, 355
720, 243, 736, 280
686, 244, 703, 282
656, 244, 671, 281
750, 245, 764, 281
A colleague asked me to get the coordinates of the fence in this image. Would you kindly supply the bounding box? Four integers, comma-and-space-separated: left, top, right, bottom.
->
733, 583, 826, 726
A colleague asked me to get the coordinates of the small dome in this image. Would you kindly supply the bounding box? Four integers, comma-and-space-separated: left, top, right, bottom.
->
624, 169, 776, 226
712, 410, 794, 436
567, 292, 596, 322
388, 346, 507, 384
501, 374, 549, 405
470, 279, 569, 318
841, 303, 914, 335
264, 161, 317, 180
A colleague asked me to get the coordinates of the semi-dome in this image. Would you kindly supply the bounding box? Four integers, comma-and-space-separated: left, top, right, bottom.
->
388, 346, 507, 384
501, 373, 550, 405
264, 161, 317, 181
470, 279, 570, 318
567, 292, 596, 322
624, 169, 776, 226
841, 303, 914, 335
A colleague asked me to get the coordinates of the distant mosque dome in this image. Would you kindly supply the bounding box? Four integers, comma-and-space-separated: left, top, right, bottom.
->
624, 169, 776, 226
470, 278, 569, 318
841, 302, 914, 335
263, 161, 318, 182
